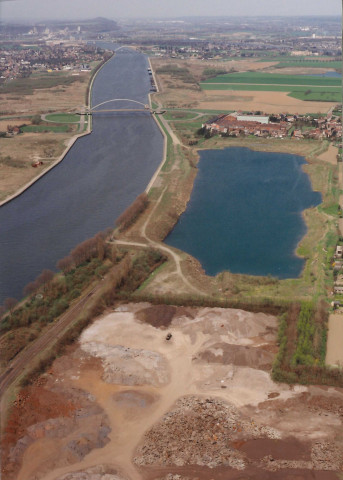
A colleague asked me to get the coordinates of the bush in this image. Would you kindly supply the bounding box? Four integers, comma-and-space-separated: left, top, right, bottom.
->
31, 114, 42, 125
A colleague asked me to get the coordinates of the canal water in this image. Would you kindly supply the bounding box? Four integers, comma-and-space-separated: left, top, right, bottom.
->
0, 45, 163, 304
165, 147, 322, 279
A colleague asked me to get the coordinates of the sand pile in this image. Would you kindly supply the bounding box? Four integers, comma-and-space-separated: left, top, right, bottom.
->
177, 308, 277, 344
80, 342, 169, 386
197, 342, 275, 370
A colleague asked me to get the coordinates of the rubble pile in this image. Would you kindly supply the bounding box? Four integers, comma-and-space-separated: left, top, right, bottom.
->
81, 342, 170, 386
311, 442, 343, 471
134, 396, 248, 469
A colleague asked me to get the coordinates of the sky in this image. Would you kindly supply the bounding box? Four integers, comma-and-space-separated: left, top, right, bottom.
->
0, 0, 341, 21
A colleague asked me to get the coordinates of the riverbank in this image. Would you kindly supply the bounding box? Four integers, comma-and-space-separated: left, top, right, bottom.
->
0, 131, 91, 208
0, 48, 165, 305
0, 54, 114, 208
146, 60, 167, 193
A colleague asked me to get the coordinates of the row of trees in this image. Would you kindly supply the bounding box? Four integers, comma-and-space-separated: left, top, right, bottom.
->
0, 230, 112, 319
57, 231, 110, 274
116, 193, 149, 231
272, 300, 343, 386
1, 188, 151, 319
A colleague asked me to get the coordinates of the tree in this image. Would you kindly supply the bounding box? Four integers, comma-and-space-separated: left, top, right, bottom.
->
36, 269, 54, 291
57, 255, 74, 274
95, 233, 105, 260
23, 281, 38, 297
116, 193, 149, 231
31, 115, 42, 125
4, 297, 18, 314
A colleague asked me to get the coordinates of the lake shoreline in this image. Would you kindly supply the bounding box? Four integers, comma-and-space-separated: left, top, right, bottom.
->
165, 144, 322, 279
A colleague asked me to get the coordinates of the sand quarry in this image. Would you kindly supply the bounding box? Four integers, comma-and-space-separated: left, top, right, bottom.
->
3, 303, 343, 480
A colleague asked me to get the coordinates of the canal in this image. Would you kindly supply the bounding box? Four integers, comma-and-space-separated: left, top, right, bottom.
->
0, 45, 164, 304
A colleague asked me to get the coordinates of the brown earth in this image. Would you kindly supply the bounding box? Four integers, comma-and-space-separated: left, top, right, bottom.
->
0, 132, 75, 201
2, 303, 343, 480
0, 71, 92, 203
0, 76, 89, 116
199, 90, 335, 114
326, 314, 343, 366
318, 144, 339, 165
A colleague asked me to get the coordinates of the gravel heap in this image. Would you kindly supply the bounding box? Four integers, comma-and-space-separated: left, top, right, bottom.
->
134, 395, 283, 470
134, 396, 248, 469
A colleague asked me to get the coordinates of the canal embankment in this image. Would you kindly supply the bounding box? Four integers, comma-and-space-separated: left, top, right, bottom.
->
0, 48, 164, 304
0, 53, 115, 209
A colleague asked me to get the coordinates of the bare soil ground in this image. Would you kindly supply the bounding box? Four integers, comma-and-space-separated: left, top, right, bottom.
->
2, 303, 342, 480
265, 67, 339, 76
0, 76, 88, 116
326, 314, 343, 366
0, 132, 75, 201
317, 144, 339, 165
0, 72, 91, 202
199, 90, 336, 114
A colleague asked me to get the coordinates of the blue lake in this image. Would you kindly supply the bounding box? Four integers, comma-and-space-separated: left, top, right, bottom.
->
165, 147, 322, 279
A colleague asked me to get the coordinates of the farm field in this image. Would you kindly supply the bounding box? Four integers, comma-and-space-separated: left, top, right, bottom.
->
201, 84, 341, 102
257, 56, 341, 69
200, 72, 342, 102
201, 71, 342, 86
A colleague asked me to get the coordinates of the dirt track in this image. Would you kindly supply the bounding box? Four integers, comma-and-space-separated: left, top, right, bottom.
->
3, 303, 343, 480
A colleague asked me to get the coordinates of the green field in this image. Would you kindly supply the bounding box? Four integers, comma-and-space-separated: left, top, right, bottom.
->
289, 91, 341, 102
45, 113, 80, 123
200, 84, 341, 102
21, 124, 71, 133
200, 71, 341, 102
276, 61, 341, 70
201, 72, 341, 87
257, 56, 341, 70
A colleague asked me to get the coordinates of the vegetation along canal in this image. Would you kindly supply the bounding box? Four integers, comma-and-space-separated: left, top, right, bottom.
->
0, 45, 163, 303
165, 147, 322, 279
